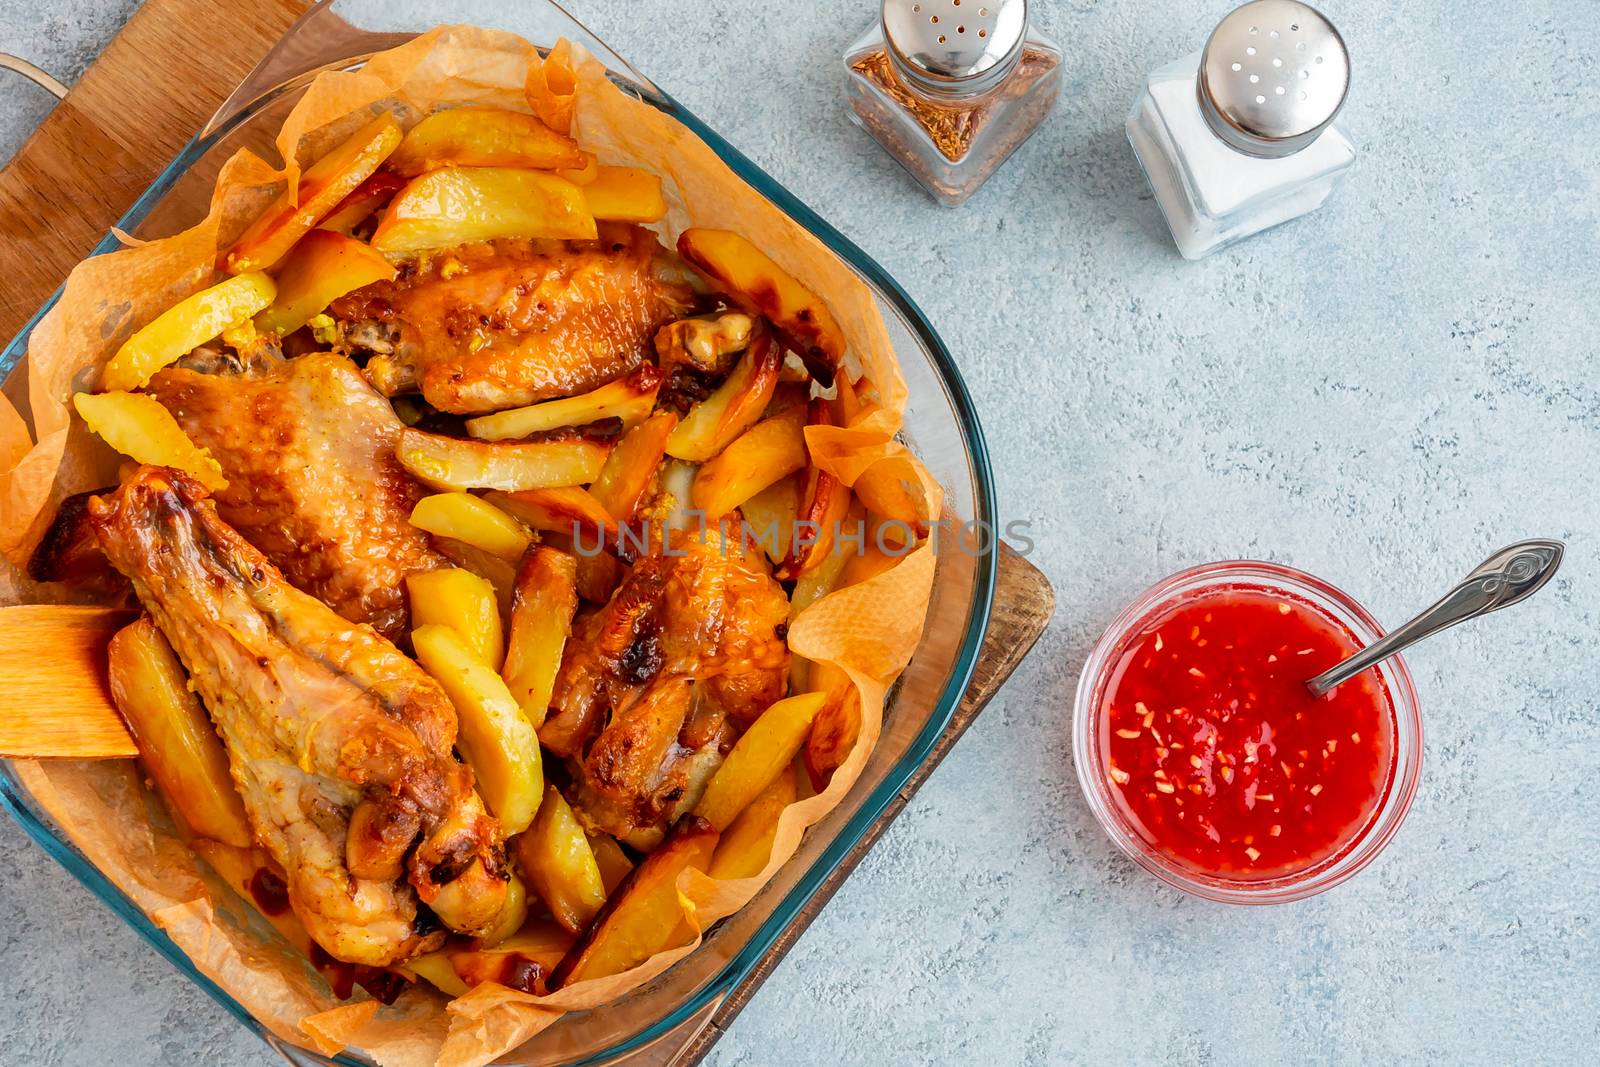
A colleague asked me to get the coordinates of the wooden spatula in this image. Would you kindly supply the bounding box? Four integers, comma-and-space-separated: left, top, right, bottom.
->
0, 604, 139, 759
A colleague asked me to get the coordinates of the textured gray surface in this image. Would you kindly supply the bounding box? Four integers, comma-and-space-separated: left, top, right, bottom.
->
2, 0, 1598, 1064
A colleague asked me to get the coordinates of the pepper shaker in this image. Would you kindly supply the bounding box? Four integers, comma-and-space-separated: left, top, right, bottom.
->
845, 1, 1062, 206
1127, 1, 1355, 259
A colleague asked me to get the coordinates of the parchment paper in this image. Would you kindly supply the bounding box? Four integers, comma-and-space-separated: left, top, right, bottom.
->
0, 26, 940, 1067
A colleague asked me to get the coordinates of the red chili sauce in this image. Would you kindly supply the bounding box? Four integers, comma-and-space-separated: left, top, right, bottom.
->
1099, 588, 1396, 879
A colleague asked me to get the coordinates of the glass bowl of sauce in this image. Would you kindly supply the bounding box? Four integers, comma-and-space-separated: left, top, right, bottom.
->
1073, 560, 1423, 903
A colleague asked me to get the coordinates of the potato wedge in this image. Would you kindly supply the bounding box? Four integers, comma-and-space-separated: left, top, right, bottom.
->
412, 624, 543, 835
587, 833, 634, 895
677, 228, 846, 386
74, 392, 228, 491
109, 617, 250, 847
225, 113, 403, 274
406, 567, 504, 670
852, 455, 934, 536
690, 404, 808, 519
385, 106, 585, 178
464, 364, 662, 442
665, 330, 781, 462
503, 546, 578, 727
398, 427, 608, 493
317, 171, 405, 236
558, 151, 599, 185
476, 871, 530, 949
581, 166, 667, 223
488, 487, 611, 544
447, 921, 574, 994
589, 410, 677, 525
694, 692, 826, 831
707, 760, 798, 880
254, 230, 396, 337
803, 666, 862, 790
405, 950, 471, 997
777, 403, 852, 580
410, 493, 532, 561
548, 816, 719, 990
515, 785, 607, 934
430, 538, 518, 619
371, 166, 596, 253
737, 472, 801, 564
101, 272, 276, 392
789, 530, 850, 617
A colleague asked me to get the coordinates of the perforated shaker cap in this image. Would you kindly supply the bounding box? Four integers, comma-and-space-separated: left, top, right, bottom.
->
1198, 1, 1350, 158
882, 0, 1028, 96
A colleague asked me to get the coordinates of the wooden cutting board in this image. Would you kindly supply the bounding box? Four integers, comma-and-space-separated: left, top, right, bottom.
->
0, 2, 1057, 1062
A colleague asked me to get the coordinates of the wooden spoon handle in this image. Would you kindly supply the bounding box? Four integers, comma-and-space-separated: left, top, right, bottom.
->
0, 604, 138, 758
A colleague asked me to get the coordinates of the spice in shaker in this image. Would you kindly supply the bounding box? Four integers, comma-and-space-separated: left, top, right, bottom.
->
1127, 0, 1355, 259
845, 0, 1061, 206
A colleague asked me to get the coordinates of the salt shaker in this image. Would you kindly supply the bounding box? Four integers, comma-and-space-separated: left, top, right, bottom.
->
845, 1, 1062, 206
1127, 1, 1355, 259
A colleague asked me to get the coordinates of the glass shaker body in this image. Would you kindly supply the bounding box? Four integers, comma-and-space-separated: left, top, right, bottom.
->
1127, 52, 1354, 259
845, 21, 1061, 206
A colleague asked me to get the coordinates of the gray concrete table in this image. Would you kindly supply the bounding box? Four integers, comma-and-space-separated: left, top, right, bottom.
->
2, 1, 1596, 1063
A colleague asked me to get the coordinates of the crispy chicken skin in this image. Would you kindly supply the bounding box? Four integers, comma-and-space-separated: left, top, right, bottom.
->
89, 467, 508, 966
145, 352, 444, 641
543, 528, 790, 845
331, 228, 691, 414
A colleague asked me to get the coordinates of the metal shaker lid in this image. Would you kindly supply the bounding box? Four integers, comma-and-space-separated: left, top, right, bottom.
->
882, 0, 1028, 95
1198, 1, 1350, 158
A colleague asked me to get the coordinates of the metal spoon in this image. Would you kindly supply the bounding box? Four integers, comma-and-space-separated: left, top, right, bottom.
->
1305, 539, 1565, 698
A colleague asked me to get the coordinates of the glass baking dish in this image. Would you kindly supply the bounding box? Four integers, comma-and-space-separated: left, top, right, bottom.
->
0, 1, 998, 1063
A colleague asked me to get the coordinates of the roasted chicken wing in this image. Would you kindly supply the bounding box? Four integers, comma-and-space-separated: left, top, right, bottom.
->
89, 467, 508, 966
331, 227, 693, 415
542, 527, 789, 846
145, 352, 444, 641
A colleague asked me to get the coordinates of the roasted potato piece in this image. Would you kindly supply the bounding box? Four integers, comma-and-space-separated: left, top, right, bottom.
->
677, 228, 846, 385
371, 166, 596, 253
665, 330, 781, 462
254, 230, 396, 337
317, 171, 405, 236
737, 472, 801, 564
587, 832, 634, 895
690, 404, 808, 518
464, 364, 662, 442
789, 530, 850, 617
225, 113, 403, 274
852, 455, 934, 536
410, 493, 532, 561
581, 166, 668, 223
413, 624, 543, 835
777, 403, 852, 581
488, 487, 611, 544
385, 106, 585, 177
101, 272, 276, 392
405, 950, 470, 997
694, 692, 826, 831
73, 392, 228, 491
109, 617, 251, 848
503, 546, 578, 727
707, 761, 798, 880
477, 871, 531, 949
548, 816, 719, 990
803, 665, 862, 790
447, 920, 575, 994
654, 311, 755, 374
406, 567, 504, 670
515, 785, 607, 934
589, 410, 677, 525
398, 427, 609, 492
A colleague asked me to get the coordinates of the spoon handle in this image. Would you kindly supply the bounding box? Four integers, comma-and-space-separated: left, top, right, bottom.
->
1305, 539, 1565, 698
